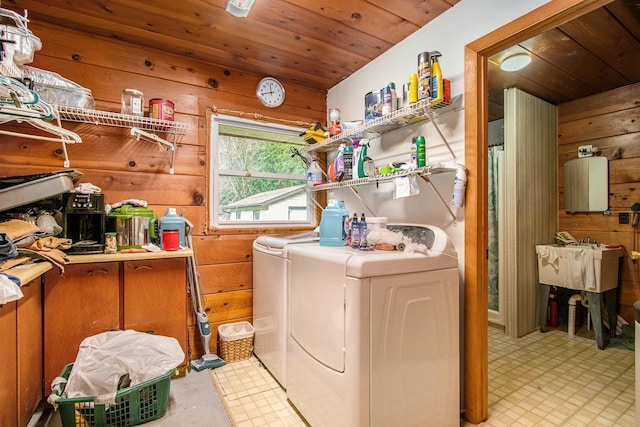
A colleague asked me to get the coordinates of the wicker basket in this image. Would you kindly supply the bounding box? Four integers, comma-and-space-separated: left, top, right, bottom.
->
218, 321, 255, 363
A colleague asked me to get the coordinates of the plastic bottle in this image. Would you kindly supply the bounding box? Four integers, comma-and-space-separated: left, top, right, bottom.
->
430, 51, 443, 106
356, 141, 369, 178
409, 137, 417, 169
343, 144, 354, 180
359, 214, 368, 249
329, 108, 341, 136
408, 73, 419, 105
333, 144, 345, 181
415, 135, 426, 167
159, 207, 186, 248
350, 213, 360, 248
319, 200, 349, 246
451, 165, 467, 208
306, 159, 323, 186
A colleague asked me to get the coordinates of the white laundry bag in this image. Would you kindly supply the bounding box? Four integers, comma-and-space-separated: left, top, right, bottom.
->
49, 329, 184, 405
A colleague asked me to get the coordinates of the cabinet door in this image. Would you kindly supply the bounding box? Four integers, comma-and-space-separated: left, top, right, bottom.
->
123, 258, 187, 357
44, 263, 120, 391
0, 301, 18, 427
17, 278, 43, 427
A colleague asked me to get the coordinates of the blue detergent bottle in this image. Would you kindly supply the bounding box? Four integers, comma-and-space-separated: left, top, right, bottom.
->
319, 199, 349, 246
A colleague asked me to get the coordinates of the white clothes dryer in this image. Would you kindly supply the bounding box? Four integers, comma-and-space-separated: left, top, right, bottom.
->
286, 224, 459, 427
252, 231, 318, 387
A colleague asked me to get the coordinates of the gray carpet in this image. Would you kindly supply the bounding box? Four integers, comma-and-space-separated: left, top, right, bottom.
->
29, 369, 232, 427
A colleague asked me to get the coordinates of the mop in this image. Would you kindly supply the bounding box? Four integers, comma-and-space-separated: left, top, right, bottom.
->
185, 219, 226, 371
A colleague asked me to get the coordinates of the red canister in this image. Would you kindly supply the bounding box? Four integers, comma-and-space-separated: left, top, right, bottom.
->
149, 98, 174, 121
162, 229, 180, 251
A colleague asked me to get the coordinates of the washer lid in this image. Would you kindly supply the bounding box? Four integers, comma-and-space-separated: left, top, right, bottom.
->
254, 231, 319, 251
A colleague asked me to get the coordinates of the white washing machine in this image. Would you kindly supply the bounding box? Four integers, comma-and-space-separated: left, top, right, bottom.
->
252, 231, 318, 387
286, 224, 459, 427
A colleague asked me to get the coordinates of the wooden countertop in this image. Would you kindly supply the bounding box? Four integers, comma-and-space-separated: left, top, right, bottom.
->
67, 248, 194, 264
3, 262, 52, 285
2, 249, 193, 285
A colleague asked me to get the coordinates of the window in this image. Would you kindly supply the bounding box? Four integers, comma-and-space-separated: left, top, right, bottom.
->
210, 115, 314, 228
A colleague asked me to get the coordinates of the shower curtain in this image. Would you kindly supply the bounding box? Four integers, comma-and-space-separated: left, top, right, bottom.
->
488, 145, 503, 312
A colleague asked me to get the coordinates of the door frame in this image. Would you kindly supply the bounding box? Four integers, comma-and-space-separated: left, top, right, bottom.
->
462, 0, 612, 423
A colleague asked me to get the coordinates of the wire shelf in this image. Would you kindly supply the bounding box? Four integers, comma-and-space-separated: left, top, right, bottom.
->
306, 165, 456, 191
56, 105, 190, 135
305, 94, 463, 154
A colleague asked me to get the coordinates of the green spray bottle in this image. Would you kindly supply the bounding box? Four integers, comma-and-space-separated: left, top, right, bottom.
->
415, 135, 426, 167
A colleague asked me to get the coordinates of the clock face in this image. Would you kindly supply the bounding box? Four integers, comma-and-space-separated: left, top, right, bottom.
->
257, 77, 285, 108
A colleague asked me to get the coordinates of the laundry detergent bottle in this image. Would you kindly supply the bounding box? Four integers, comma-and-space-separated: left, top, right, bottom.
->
319, 199, 349, 246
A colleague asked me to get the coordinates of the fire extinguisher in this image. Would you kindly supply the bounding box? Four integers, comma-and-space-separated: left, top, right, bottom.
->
548, 288, 559, 327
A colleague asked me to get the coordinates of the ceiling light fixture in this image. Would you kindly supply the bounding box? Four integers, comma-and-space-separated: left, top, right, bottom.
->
500, 53, 531, 72
226, 0, 254, 17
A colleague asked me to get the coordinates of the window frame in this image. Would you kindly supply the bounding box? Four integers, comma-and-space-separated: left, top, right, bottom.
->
209, 114, 316, 229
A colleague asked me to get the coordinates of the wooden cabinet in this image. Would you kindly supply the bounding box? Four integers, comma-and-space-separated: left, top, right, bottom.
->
123, 258, 187, 359
0, 299, 18, 427
44, 257, 187, 391
44, 263, 120, 391
17, 279, 43, 427
0, 277, 43, 427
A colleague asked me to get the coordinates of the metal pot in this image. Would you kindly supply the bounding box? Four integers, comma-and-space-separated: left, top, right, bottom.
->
107, 205, 157, 249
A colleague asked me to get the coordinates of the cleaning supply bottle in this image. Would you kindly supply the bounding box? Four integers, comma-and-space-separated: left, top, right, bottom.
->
319, 199, 349, 246
330, 144, 345, 182
343, 144, 354, 180
359, 214, 368, 249
356, 141, 369, 178
306, 159, 323, 186
415, 135, 426, 167
417, 51, 431, 101
350, 213, 360, 248
430, 51, 443, 106
409, 137, 417, 169
408, 73, 418, 105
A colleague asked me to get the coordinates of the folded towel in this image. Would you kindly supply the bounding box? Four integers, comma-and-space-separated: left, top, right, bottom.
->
0, 220, 40, 240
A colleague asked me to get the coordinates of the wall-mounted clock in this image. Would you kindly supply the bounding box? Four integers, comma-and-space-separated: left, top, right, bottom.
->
257, 77, 285, 108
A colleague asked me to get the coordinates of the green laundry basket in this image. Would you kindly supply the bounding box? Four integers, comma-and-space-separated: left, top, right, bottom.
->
51, 363, 173, 427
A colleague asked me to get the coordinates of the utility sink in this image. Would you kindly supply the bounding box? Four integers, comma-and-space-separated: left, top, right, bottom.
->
535, 244, 624, 293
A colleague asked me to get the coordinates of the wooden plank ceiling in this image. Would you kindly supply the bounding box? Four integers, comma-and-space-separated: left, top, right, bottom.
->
10, 0, 460, 92
488, 0, 640, 121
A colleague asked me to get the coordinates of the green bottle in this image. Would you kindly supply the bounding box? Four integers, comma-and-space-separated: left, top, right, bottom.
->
415, 135, 426, 167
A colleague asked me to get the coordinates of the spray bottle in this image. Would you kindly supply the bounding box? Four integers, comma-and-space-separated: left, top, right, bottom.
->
430, 51, 443, 106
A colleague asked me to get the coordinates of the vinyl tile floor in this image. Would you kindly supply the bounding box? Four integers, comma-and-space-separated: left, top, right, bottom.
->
463, 327, 635, 426
212, 328, 635, 427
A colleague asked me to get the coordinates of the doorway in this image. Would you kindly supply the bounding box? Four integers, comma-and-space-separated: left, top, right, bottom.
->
462, 0, 613, 423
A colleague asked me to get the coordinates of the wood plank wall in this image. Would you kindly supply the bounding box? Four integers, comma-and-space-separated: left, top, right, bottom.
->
0, 22, 327, 360
558, 82, 640, 324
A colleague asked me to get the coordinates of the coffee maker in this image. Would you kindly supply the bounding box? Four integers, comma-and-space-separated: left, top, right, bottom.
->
61, 192, 106, 253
